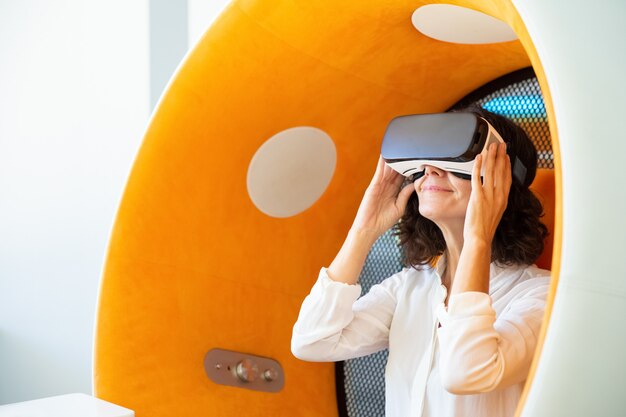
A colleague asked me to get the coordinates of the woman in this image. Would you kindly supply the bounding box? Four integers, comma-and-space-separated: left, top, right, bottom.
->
291, 108, 550, 417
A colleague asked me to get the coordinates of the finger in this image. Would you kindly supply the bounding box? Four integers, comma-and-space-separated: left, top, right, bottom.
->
396, 182, 416, 214
386, 164, 404, 187
378, 156, 402, 184
394, 174, 406, 190
502, 149, 512, 199
387, 172, 407, 199
471, 153, 483, 194
373, 161, 406, 200
370, 156, 386, 185
494, 144, 513, 212
495, 143, 508, 187
377, 160, 405, 192
483, 142, 497, 193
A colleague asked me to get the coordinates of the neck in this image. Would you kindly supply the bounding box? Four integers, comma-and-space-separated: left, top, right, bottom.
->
437, 222, 464, 288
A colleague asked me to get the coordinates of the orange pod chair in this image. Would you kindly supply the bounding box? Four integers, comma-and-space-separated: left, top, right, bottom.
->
94, 0, 564, 416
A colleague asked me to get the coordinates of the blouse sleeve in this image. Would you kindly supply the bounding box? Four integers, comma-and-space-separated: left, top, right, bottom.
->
291, 267, 401, 362
436, 277, 550, 394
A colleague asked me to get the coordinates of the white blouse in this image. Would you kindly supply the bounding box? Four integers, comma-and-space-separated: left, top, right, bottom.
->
291, 258, 550, 417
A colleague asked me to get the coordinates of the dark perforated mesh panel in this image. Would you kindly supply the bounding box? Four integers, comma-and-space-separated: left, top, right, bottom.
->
474, 77, 553, 169
341, 228, 402, 417
338, 71, 552, 417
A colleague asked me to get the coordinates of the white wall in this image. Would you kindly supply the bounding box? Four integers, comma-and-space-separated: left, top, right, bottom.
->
150, 0, 188, 110
188, 0, 231, 51
0, 0, 150, 404
0, 0, 230, 405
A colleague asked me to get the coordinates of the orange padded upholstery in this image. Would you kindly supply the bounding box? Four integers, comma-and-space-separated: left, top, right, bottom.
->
530, 169, 555, 271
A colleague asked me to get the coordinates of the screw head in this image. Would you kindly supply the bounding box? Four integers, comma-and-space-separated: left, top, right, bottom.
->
262, 368, 278, 382
235, 359, 259, 382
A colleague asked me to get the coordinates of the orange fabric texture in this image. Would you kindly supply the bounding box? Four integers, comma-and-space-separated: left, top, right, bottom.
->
93, 1, 558, 416
530, 169, 555, 271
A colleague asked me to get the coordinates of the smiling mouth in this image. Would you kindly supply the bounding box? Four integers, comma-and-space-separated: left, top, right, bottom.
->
421, 186, 452, 192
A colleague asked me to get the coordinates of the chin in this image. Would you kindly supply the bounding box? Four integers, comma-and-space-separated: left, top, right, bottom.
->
418, 207, 438, 220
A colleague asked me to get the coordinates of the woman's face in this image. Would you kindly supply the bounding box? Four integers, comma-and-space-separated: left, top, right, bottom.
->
414, 165, 472, 224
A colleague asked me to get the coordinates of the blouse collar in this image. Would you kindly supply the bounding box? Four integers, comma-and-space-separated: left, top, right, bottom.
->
433, 252, 512, 285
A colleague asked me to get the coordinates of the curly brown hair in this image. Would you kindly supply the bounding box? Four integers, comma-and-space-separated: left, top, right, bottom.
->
396, 107, 549, 268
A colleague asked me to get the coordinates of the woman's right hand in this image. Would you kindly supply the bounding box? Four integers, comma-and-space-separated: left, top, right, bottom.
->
327, 157, 414, 285
351, 156, 416, 242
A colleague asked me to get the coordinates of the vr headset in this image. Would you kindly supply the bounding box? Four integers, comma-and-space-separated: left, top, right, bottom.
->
381, 112, 527, 184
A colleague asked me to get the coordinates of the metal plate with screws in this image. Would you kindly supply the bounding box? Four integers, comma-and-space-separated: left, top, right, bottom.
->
204, 348, 284, 393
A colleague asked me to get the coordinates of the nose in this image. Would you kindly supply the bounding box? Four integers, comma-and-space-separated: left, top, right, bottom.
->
424, 165, 445, 177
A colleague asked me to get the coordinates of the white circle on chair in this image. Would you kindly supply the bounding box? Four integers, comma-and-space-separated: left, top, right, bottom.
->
411, 4, 517, 44
247, 127, 336, 218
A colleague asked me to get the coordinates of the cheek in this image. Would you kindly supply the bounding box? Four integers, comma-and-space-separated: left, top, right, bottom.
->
452, 178, 471, 192
455, 190, 471, 214
454, 182, 472, 205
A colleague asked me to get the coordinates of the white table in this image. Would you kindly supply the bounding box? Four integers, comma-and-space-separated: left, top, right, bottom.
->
0, 393, 134, 417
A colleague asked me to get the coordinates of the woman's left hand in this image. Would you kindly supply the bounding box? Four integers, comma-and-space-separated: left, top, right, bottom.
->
463, 142, 512, 246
